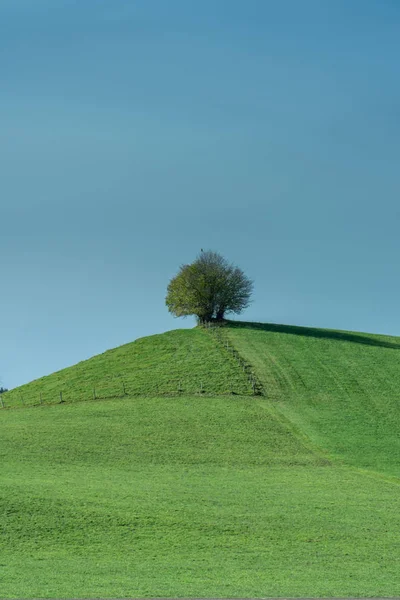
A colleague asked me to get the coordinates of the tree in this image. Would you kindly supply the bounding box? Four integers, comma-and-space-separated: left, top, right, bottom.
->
166, 250, 253, 323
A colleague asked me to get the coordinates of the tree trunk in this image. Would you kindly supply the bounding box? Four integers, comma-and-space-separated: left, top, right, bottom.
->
216, 309, 225, 321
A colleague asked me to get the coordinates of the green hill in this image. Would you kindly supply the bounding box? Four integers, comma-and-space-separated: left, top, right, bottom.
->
1, 322, 400, 597
2, 328, 253, 407
226, 321, 400, 478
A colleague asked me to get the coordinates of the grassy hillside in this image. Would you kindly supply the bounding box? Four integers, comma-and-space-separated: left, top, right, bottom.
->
1, 321, 400, 597
2, 397, 400, 598
2, 328, 252, 408
226, 321, 400, 478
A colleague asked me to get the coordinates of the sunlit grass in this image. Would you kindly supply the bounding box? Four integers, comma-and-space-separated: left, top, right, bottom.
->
2, 328, 252, 408
226, 321, 400, 477
2, 321, 400, 596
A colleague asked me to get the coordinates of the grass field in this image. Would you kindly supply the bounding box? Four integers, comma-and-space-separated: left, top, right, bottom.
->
226, 321, 400, 478
1, 322, 400, 597
1, 328, 252, 408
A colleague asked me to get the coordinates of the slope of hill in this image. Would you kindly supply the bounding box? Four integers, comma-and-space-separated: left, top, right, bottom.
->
1, 321, 400, 597
225, 321, 400, 478
2, 328, 252, 407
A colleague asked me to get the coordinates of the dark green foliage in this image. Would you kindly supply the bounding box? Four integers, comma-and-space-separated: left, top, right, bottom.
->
166, 250, 253, 323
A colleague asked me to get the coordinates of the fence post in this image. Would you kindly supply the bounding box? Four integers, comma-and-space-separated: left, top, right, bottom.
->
59, 391, 63, 403
40, 392, 43, 405
0, 396, 4, 408
93, 387, 96, 401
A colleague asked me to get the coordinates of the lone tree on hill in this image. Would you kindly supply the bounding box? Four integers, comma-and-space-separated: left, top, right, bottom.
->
166, 250, 253, 324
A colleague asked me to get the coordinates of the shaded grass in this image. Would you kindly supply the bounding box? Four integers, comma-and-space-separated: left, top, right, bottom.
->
1, 397, 400, 597
226, 320, 400, 477
232, 320, 400, 349
2, 328, 252, 408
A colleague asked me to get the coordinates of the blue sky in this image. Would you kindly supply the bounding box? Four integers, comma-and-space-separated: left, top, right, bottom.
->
1, 0, 400, 389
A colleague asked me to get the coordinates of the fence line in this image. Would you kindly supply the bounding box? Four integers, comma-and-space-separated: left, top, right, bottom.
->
0, 325, 263, 410
202, 321, 264, 397
0, 373, 255, 411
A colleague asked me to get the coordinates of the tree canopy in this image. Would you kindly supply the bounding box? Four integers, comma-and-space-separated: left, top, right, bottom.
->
166, 250, 253, 323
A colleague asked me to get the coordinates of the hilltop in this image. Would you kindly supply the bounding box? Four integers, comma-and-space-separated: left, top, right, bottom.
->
1, 320, 400, 597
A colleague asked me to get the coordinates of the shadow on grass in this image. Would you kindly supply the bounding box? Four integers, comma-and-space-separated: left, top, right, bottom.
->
226, 320, 400, 350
